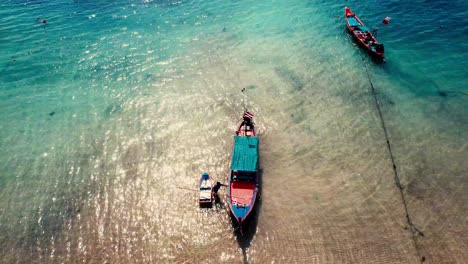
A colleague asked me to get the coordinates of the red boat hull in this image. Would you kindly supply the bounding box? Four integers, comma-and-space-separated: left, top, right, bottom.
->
228, 112, 259, 232
345, 7, 384, 58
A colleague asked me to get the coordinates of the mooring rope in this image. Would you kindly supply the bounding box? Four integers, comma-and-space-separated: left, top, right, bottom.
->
361, 57, 425, 263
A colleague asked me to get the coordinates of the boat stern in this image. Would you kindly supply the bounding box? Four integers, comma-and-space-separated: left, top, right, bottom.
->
228, 181, 257, 223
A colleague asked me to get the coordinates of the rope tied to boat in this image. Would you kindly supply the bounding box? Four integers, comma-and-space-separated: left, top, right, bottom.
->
361, 56, 425, 263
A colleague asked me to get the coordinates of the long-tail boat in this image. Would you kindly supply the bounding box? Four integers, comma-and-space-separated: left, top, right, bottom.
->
227, 111, 259, 233
345, 7, 384, 58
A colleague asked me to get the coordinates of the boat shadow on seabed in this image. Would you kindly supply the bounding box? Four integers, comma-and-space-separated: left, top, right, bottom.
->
229, 169, 263, 264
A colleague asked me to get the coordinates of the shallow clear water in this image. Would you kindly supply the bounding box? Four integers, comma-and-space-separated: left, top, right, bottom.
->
0, 0, 467, 263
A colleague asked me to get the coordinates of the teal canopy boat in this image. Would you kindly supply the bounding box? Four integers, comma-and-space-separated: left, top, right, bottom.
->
228, 111, 259, 233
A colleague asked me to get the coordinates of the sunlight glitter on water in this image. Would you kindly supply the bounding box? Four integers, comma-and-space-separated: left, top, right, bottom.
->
0, 0, 467, 263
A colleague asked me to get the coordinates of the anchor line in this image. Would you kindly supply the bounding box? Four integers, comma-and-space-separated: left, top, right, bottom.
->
361, 57, 424, 263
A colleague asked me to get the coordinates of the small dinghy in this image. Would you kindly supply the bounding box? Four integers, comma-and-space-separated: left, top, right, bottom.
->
199, 172, 213, 207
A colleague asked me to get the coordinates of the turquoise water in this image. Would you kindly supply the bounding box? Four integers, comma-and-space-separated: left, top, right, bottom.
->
1, 0, 467, 263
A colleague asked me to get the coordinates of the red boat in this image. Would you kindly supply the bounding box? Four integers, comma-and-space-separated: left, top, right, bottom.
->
345, 7, 384, 58
228, 111, 259, 234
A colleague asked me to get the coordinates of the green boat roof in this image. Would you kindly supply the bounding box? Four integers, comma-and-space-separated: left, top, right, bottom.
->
347, 17, 361, 27
231, 136, 259, 172
357, 25, 370, 32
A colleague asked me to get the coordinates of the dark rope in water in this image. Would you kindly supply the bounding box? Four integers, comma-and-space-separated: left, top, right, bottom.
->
361, 57, 425, 263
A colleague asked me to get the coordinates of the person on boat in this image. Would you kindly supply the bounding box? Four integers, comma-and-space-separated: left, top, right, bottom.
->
365, 31, 373, 44
237, 111, 254, 135
241, 119, 252, 130
242, 111, 254, 128
232, 170, 239, 181
212, 181, 227, 194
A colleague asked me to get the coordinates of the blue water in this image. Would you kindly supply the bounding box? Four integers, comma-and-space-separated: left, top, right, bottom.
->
1, 0, 467, 263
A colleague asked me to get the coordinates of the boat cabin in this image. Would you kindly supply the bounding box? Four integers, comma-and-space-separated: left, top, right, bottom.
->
228, 136, 259, 217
